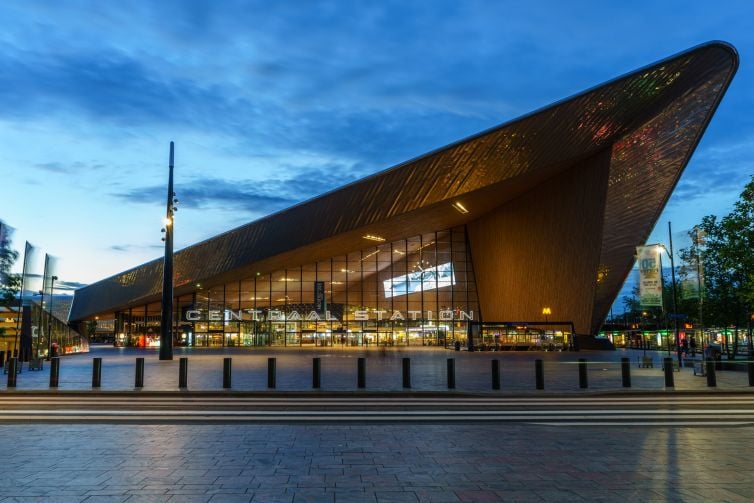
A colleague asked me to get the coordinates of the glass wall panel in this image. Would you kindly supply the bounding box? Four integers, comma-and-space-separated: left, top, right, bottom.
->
117, 226, 481, 350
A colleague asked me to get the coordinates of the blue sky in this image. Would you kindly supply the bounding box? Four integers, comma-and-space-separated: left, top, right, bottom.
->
1, 1, 753, 304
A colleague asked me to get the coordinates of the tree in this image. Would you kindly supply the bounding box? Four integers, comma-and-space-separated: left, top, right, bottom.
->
86, 320, 98, 339
679, 175, 754, 357
0, 220, 21, 308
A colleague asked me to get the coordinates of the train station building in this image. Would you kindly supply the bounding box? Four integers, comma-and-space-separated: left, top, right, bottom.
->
68, 42, 737, 350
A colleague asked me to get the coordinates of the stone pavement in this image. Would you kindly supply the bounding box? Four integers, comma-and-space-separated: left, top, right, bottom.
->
2, 345, 752, 393
1, 422, 753, 502
3, 346, 754, 502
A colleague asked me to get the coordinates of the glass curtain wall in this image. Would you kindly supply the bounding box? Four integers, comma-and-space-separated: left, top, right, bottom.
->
114, 226, 479, 348
28, 302, 89, 356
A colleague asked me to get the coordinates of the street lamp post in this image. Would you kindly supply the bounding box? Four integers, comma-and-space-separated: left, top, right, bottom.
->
667, 222, 681, 367
36, 289, 44, 358
693, 226, 706, 351
652, 222, 681, 367
159, 142, 177, 361
46, 275, 57, 360
641, 311, 648, 356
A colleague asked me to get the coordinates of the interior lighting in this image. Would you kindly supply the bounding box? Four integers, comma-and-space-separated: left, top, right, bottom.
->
360, 250, 379, 261
363, 234, 386, 242
452, 201, 469, 214
340, 269, 355, 274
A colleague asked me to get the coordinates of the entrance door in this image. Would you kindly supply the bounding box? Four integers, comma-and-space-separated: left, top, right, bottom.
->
208, 331, 223, 347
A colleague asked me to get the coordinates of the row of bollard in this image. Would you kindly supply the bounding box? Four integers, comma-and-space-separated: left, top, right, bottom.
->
5, 355, 754, 389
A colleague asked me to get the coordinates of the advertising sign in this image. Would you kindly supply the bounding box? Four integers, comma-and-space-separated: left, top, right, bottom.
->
314, 281, 326, 313
637, 246, 663, 307
383, 262, 455, 298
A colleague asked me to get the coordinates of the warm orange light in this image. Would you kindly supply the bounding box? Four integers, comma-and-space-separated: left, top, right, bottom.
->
452, 201, 469, 214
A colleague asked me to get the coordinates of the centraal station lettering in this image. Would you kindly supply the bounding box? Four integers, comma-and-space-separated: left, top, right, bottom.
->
184, 308, 474, 322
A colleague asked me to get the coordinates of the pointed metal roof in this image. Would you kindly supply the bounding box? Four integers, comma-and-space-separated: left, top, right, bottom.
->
69, 41, 738, 331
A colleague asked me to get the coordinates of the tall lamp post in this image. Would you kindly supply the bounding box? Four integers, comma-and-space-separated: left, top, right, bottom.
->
653, 222, 681, 367
693, 226, 706, 351
159, 142, 178, 360
36, 289, 44, 358
46, 275, 57, 360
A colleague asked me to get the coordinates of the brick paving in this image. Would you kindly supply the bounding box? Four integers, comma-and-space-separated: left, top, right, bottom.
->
1, 422, 753, 502
2, 345, 752, 393
3, 346, 753, 501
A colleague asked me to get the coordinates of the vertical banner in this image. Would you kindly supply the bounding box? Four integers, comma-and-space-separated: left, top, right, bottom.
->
314, 281, 326, 313
15, 241, 37, 357
681, 278, 699, 300
636, 246, 663, 307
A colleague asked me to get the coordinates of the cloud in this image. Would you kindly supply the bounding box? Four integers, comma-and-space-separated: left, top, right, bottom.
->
673, 137, 754, 200
54, 280, 88, 291
108, 244, 163, 253
0, 2, 560, 171
113, 163, 369, 215
33, 161, 107, 174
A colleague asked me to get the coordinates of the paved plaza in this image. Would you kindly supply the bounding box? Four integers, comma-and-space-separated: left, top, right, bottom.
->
2, 345, 753, 393
3, 346, 754, 502
1, 422, 753, 502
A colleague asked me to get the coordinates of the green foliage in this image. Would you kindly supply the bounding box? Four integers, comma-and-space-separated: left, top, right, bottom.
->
86, 320, 98, 337
0, 221, 20, 308
678, 175, 754, 328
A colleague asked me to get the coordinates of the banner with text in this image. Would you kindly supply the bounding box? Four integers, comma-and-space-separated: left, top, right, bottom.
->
637, 246, 663, 307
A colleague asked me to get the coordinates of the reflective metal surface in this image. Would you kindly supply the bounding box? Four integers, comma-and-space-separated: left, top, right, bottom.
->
70, 42, 738, 334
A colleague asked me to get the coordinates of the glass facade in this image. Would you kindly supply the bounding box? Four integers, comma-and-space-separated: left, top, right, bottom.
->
115, 226, 479, 348
0, 301, 89, 358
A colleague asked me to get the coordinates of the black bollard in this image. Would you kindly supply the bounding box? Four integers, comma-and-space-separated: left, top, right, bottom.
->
402, 357, 411, 388
447, 358, 455, 389
748, 361, 754, 387
135, 357, 144, 388
313, 357, 321, 389
223, 357, 232, 389
179, 357, 188, 388
268, 357, 276, 389
6, 357, 17, 388
491, 359, 500, 390
578, 358, 588, 389
50, 357, 59, 387
621, 357, 631, 388
535, 359, 544, 390
706, 357, 716, 387
663, 357, 674, 388
357, 357, 366, 388
92, 357, 102, 388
